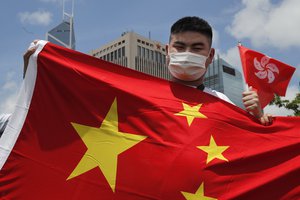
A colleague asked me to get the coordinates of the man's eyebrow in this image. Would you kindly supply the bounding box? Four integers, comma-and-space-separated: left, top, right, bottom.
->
173, 41, 205, 47
191, 42, 205, 47
173, 41, 186, 46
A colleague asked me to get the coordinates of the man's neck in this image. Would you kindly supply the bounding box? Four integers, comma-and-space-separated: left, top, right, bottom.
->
171, 77, 204, 88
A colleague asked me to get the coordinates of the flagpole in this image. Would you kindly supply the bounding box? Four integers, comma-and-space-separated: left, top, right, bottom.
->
238, 41, 249, 92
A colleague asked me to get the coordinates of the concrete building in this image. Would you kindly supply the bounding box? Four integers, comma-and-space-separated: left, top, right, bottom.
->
89, 31, 170, 80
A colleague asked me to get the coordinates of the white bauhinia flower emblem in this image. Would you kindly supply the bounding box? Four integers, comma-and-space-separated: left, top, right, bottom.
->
254, 56, 279, 83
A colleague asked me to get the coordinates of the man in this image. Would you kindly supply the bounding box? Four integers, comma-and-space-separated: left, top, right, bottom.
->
166, 16, 272, 125
0, 18, 270, 137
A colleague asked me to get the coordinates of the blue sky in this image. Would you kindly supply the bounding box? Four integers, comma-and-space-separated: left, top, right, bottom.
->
1, 0, 299, 115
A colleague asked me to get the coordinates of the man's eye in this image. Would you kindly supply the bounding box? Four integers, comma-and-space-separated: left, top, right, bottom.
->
174, 46, 185, 50
193, 47, 203, 51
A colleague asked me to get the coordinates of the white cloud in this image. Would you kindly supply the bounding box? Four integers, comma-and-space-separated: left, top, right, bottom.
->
0, 72, 20, 114
264, 104, 294, 116
227, 0, 300, 49
294, 64, 300, 79
212, 28, 220, 48
2, 81, 17, 91
19, 10, 53, 26
0, 91, 19, 114
219, 46, 242, 72
264, 84, 299, 116
283, 84, 299, 102
1, 72, 18, 92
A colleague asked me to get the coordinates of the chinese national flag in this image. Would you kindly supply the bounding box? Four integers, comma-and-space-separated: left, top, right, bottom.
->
238, 45, 296, 108
1, 41, 300, 200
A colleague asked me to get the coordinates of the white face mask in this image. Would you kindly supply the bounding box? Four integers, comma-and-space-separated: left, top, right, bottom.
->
168, 51, 209, 81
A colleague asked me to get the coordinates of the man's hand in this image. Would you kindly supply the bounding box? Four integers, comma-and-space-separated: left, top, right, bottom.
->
258, 113, 273, 126
242, 86, 273, 126
23, 40, 38, 78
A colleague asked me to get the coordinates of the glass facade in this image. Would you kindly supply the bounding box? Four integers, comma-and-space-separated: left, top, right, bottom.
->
205, 58, 244, 108
46, 20, 75, 50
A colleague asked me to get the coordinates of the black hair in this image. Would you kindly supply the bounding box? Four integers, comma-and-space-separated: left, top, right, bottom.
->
170, 16, 213, 45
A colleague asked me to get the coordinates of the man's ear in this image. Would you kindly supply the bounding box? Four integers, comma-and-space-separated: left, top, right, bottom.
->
206, 48, 215, 65
165, 44, 170, 65
166, 44, 169, 55
209, 48, 215, 60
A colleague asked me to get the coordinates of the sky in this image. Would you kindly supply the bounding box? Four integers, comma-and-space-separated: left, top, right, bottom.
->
0, 0, 299, 116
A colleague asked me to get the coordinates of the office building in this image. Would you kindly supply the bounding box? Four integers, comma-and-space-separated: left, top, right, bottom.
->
46, 1, 75, 50
90, 32, 244, 107
89, 31, 170, 80
205, 56, 244, 108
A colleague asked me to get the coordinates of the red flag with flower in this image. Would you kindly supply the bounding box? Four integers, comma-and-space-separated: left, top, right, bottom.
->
238, 45, 295, 108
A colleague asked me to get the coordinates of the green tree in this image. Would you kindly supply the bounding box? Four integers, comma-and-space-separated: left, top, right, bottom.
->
269, 93, 300, 116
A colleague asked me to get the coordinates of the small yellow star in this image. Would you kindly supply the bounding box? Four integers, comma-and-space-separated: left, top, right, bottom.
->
181, 183, 217, 200
67, 98, 147, 192
175, 103, 207, 126
197, 135, 229, 164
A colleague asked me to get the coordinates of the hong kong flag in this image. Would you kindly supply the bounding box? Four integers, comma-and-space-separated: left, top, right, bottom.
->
238, 45, 296, 108
1, 41, 300, 199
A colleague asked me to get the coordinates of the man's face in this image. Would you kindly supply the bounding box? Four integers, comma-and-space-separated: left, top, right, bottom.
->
167, 31, 214, 68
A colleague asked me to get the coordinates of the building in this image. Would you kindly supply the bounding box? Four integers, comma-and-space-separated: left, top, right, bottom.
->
89, 31, 170, 80
90, 31, 244, 107
204, 56, 244, 108
46, 1, 75, 50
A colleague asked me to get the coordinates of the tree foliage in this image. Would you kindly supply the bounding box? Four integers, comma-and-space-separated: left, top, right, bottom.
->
269, 93, 300, 116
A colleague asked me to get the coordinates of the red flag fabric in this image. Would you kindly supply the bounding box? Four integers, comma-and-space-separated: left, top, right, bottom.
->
238, 45, 296, 108
1, 41, 300, 200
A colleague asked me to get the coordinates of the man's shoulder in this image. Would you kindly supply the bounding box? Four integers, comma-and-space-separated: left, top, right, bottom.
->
203, 87, 234, 104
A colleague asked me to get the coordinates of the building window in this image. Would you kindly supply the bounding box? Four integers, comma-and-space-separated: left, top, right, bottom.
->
223, 65, 236, 76
142, 47, 145, 57
118, 48, 121, 58
138, 46, 141, 56
159, 53, 162, 63
122, 46, 125, 57
155, 51, 159, 62
146, 49, 149, 59
114, 50, 117, 59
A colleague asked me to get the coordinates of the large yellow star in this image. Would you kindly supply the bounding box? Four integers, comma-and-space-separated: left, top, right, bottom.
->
175, 103, 207, 126
67, 98, 147, 192
181, 183, 217, 200
197, 135, 229, 164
